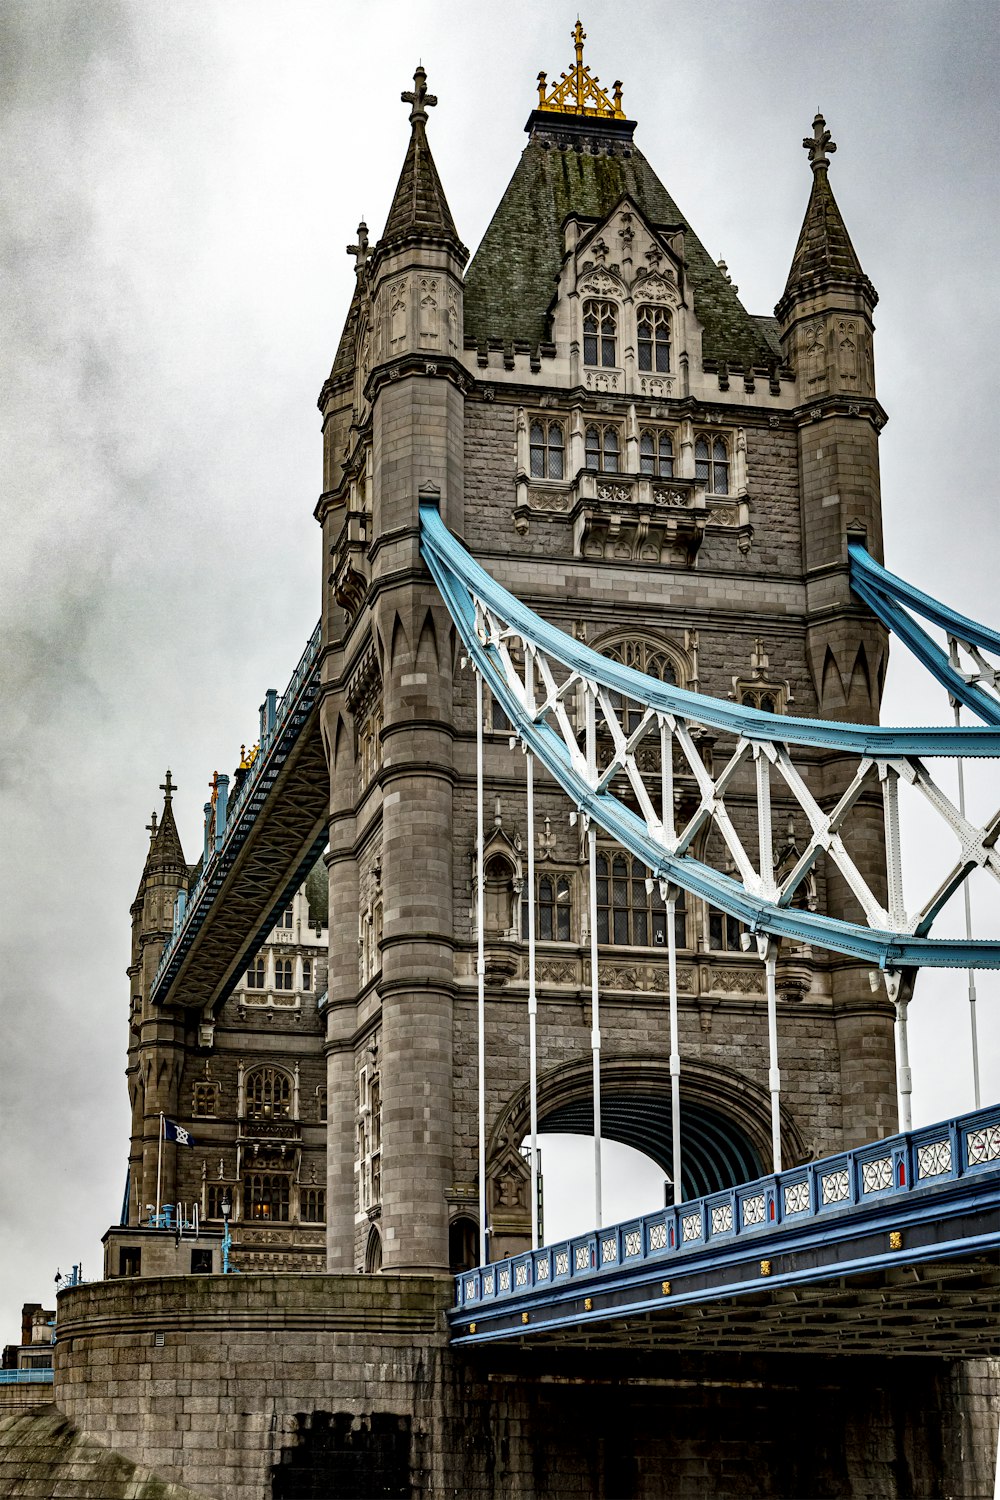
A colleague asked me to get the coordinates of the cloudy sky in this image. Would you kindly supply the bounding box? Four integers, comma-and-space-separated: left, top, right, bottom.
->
1, 1, 998, 1338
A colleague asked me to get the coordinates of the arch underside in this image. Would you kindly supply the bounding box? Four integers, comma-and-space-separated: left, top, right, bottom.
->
539, 1094, 763, 1201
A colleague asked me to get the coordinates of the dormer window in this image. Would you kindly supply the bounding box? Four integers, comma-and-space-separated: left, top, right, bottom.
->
583, 299, 618, 367
695, 435, 730, 494
639, 429, 674, 478
585, 423, 621, 474
637, 306, 671, 372
529, 419, 564, 480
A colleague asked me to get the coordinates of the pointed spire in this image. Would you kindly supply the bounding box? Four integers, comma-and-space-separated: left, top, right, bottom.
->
777, 112, 876, 317
144, 770, 186, 872
379, 66, 465, 255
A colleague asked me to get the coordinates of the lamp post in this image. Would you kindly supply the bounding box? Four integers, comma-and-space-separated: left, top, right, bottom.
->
220, 1193, 233, 1275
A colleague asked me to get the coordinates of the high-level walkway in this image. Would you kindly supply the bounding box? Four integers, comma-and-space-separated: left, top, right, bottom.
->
451, 1104, 1000, 1355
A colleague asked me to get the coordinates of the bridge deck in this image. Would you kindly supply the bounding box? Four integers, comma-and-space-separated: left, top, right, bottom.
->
450, 1106, 1000, 1355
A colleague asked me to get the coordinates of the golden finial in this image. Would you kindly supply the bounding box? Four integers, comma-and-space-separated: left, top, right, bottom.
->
209, 770, 220, 807
536, 20, 625, 120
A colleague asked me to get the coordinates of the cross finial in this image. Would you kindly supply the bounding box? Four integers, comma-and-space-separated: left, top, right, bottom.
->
401, 65, 437, 126
803, 111, 836, 172
347, 220, 370, 276
160, 770, 176, 803
146, 810, 159, 840
209, 770, 220, 807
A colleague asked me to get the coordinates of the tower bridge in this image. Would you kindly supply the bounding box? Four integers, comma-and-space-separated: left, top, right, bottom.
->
24, 29, 1000, 1500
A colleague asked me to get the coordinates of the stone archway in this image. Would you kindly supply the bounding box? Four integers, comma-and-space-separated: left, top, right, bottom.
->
490, 1054, 806, 1205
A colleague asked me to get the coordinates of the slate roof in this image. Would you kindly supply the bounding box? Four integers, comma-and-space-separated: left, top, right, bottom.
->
146, 796, 186, 873
781, 165, 867, 299
382, 119, 465, 253
464, 136, 779, 370
327, 279, 362, 387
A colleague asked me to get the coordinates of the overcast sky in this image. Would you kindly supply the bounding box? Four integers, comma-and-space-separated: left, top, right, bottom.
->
1, 1, 998, 1339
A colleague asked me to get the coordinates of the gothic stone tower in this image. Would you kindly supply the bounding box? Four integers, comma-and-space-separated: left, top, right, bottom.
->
317, 37, 895, 1278
126, 773, 330, 1271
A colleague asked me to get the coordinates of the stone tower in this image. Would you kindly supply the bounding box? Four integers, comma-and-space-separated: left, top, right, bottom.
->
318, 32, 897, 1281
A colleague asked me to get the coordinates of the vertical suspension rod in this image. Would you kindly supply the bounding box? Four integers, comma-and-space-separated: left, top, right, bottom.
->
662, 719, 682, 1205
762, 941, 782, 1173
585, 679, 602, 1230
525, 659, 540, 1250
951, 691, 981, 1109
476, 670, 487, 1267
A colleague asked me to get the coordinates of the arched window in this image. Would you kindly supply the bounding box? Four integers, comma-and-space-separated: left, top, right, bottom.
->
529, 419, 565, 480
583, 299, 618, 367
192, 1083, 217, 1118
274, 958, 293, 991
521, 874, 572, 942
739, 687, 780, 714
585, 423, 621, 474
695, 435, 730, 494
484, 855, 516, 938
448, 1215, 479, 1274
246, 957, 265, 989
300, 1186, 326, 1222
365, 1225, 383, 1273
316, 1085, 327, 1123
637, 306, 671, 372
302, 958, 312, 991
244, 1066, 292, 1121
205, 1182, 228, 1220
596, 853, 687, 948
602, 638, 680, 733
243, 1172, 290, 1221
639, 428, 674, 478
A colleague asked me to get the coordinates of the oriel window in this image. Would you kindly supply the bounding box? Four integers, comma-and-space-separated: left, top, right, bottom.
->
695, 436, 730, 494
244, 1066, 292, 1120
639, 429, 674, 478
596, 853, 687, 948
529, 420, 565, 480
585, 424, 621, 474
583, 300, 618, 367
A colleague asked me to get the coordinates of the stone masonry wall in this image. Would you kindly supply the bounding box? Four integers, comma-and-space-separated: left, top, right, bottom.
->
50, 1278, 998, 1500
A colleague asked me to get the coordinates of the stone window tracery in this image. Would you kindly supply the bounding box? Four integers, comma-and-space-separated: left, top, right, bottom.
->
585, 422, 621, 473
521, 874, 572, 942
695, 435, 730, 494
274, 957, 294, 991
246, 957, 265, 989
300, 1186, 326, 1222
243, 1172, 290, 1222
596, 852, 688, 948
639, 428, 674, 477
357, 698, 383, 790
244, 1065, 292, 1121
583, 299, 618, 367
192, 1083, 218, 1118
529, 419, 565, 480
637, 306, 671, 372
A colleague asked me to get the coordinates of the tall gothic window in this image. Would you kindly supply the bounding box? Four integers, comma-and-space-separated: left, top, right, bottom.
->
302, 958, 312, 991
583, 300, 618, 367
244, 1066, 292, 1121
246, 957, 265, 989
243, 1172, 290, 1221
274, 957, 294, 991
639, 429, 674, 477
521, 874, 572, 942
529, 419, 565, 480
596, 853, 688, 948
585, 423, 621, 473
205, 1182, 228, 1220
602, 638, 679, 732
695, 435, 730, 494
637, 306, 671, 372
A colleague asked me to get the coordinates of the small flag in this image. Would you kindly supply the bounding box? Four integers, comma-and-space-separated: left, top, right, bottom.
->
163, 1118, 196, 1147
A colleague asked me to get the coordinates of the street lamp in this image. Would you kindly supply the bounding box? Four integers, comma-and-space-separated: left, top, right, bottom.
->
220, 1192, 233, 1275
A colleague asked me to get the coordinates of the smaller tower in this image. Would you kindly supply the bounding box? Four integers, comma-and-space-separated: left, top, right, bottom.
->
127, 772, 190, 1221
777, 117, 895, 1144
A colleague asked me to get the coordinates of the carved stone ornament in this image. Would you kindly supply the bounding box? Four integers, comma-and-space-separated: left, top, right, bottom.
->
579, 269, 624, 299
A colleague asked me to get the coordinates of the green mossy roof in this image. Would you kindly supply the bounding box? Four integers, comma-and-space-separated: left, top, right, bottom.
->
464, 139, 778, 370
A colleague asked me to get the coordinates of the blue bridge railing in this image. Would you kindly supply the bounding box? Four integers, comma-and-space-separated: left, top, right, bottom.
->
453, 1105, 1000, 1316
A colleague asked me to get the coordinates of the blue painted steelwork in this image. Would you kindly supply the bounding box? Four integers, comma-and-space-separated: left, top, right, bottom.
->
0, 1369, 53, 1385
151, 621, 322, 1004
849, 543, 1000, 725
419, 506, 1000, 968
450, 1105, 1000, 1343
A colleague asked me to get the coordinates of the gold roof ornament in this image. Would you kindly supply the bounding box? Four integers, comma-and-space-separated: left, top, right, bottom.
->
536, 20, 624, 120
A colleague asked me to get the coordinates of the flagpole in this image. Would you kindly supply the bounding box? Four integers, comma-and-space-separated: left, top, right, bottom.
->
155, 1112, 164, 1225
